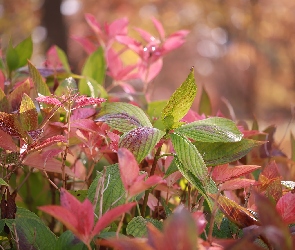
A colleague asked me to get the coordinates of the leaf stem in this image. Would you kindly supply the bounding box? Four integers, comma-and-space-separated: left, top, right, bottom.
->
141, 145, 162, 216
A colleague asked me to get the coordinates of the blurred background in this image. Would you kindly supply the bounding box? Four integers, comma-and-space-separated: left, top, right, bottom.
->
1, 0, 295, 152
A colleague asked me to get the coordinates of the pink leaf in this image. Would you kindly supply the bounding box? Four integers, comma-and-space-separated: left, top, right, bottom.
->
23, 151, 75, 176
71, 108, 96, 120
68, 119, 99, 133
107, 17, 129, 38
192, 211, 207, 233
211, 164, 261, 182
85, 13, 102, 37
276, 192, 295, 224
118, 148, 139, 191
46, 46, 63, 69
220, 178, 258, 191
38, 205, 80, 235
139, 58, 163, 83
91, 202, 136, 237
116, 36, 142, 54
151, 17, 165, 41
162, 30, 189, 54
71, 36, 97, 54
129, 175, 164, 197
60, 188, 94, 240
134, 27, 157, 43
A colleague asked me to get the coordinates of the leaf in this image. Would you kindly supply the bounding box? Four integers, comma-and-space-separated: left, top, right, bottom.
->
119, 127, 165, 163
210, 194, 259, 228
54, 231, 87, 250
0, 112, 25, 138
6, 42, 19, 72
0, 88, 9, 112
194, 139, 264, 166
91, 202, 136, 237
28, 135, 67, 151
170, 133, 208, 181
161, 68, 197, 129
126, 216, 163, 237
79, 48, 105, 96
19, 93, 38, 131
276, 192, 295, 224
8, 79, 31, 111
147, 100, 167, 130
14, 36, 33, 68
117, 148, 139, 191
211, 164, 261, 182
255, 192, 292, 250
28, 60, 51, 96
99, 102, 152, 128
55, 77, 78, 96
87, 164, 126, 214
198, 85, 212, 115
0, 129, 17, 151
173, 155, 216, 211
5, 207, 57, 250
0, 178, 9, 186
96, 113, 142, 133
55, 46, 71, 72
175, 117, 243, 143
219, 178, 257, 191
39, 188, 94, 247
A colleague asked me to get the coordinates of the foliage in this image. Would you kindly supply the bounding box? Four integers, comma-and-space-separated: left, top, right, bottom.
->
0, 14, 294, 250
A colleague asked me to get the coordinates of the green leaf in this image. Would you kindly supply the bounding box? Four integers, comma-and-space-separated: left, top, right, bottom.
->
164, 158, 179, 178
126, 216, 163, 237
14, 36, 33, 68
162, 68, 197, 129
174, 117, 243, 143
54, 231, 87, 250
100, 102, 152, 128
55, 46, 71, 73
198, 85, 212, 115
119, 127, 165, 163
87, 165, 126, 214
173, 155, 215, 211
19, 93, 38, 131
96, 113, 143, 133
79, 48, 105, 96
68, 190, 88, 202
194, 139, 264, 166
0, 178, 9, 186
147, 100, 167, 130
170, 133, 208, 181
6, 42, 19, 72
5, 207, 57, 250
55, 77, 77, 96
28, 60, 51, 96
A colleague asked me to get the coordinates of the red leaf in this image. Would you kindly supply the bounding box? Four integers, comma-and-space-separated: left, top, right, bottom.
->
23, 151, 75, 176
220, 178, 258, 191
91, 202, 136, 237
28, 135, 67, 152
118, 148, 139, 191
210, 194, 259, 228
261, 160, 280, 179
212, 164, 261, 182
0, 129, 17, 151
71, 36, 96, 54
0, 70, 4, 91
276, 192, 295, 224
129, 175, 164, 197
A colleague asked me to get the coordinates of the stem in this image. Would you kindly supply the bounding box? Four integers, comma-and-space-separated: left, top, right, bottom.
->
141, 145, 162, 216
207, 190, 221, 244
188, 183, 191, 212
